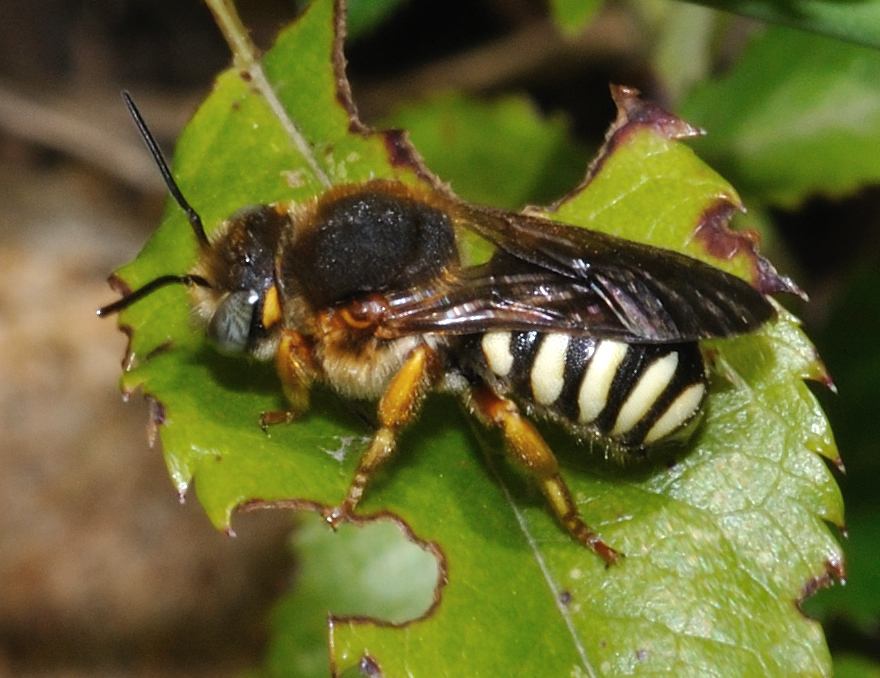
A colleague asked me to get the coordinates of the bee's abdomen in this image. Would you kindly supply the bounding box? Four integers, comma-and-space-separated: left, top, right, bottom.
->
476, 331, 707, 448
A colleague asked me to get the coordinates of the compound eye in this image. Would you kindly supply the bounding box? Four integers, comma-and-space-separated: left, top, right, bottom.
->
208, 289, 259, 354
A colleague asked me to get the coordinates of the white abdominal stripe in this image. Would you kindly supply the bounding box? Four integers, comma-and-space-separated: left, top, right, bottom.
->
479, 330, 706, 447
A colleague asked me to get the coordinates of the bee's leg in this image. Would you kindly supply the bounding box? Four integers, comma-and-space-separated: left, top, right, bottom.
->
469, 385, 621, 566
260, 329, 317, 431
325, 344, 439, 527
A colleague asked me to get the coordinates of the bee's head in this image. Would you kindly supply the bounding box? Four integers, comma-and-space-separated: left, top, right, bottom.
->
97, 92, 288, 361
189, 204, 289, 359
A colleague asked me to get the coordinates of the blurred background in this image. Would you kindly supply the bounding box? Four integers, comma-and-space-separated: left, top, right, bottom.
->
1, 0, 878, 675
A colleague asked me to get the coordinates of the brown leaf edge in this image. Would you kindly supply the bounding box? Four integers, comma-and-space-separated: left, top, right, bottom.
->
330, 0, 448, 193
798, 557, 848, 613
548, 84, 806, 301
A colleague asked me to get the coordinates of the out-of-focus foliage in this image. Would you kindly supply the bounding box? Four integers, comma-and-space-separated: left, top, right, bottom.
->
682, 25, 880, 208
835, 653, 880, 678
803, 265, 880, 636
555, 0, 880, 50
549, 0, 604, 36
345, 0, 408, 38
387, 93, 587, 209
689, 0, 880, 49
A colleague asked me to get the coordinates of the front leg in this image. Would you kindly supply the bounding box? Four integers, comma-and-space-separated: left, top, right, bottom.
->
261, 329, 317, 431
325, 344, 440, 526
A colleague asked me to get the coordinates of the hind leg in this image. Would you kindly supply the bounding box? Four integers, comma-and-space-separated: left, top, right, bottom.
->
469, 385, 621, 565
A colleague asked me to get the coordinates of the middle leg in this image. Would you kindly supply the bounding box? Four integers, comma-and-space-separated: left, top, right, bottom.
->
324, 343, 440, 526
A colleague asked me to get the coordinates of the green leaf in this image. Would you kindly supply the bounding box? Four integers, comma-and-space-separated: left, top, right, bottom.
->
329, 90, 842, 676
682, 25, 880, 208
685, 0, 880, 49
107, 1, 843, 674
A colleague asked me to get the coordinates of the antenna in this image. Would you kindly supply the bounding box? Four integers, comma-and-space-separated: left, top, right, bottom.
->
121, 90, 211, 249
96, 274, 212, 317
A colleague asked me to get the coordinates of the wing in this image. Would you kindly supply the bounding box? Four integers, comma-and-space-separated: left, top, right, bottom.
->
377, 204, 776, 343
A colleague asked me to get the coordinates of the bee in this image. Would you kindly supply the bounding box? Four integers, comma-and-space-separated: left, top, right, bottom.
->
100, 93, 775, 564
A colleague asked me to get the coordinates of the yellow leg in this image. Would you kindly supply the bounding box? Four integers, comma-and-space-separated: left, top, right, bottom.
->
261, 330, 316, 431
470, 385, 621, 565
325, 344, 439, 526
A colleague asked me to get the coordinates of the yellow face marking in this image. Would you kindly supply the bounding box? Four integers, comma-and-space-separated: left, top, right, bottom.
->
482, 331, 514, 377
530, 333, 570, 405
643, 382, 706, 444
261, 284, 282, 329
612, 352, 679, 436
578, 340, 628, 423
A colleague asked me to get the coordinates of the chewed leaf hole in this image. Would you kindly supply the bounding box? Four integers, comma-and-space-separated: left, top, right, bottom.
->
264, 512, 442, 674
293, 512, 440, 622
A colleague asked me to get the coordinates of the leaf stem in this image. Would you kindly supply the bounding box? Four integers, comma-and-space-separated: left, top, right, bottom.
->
203, 0, 259, 69
203, 0, 332, 187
